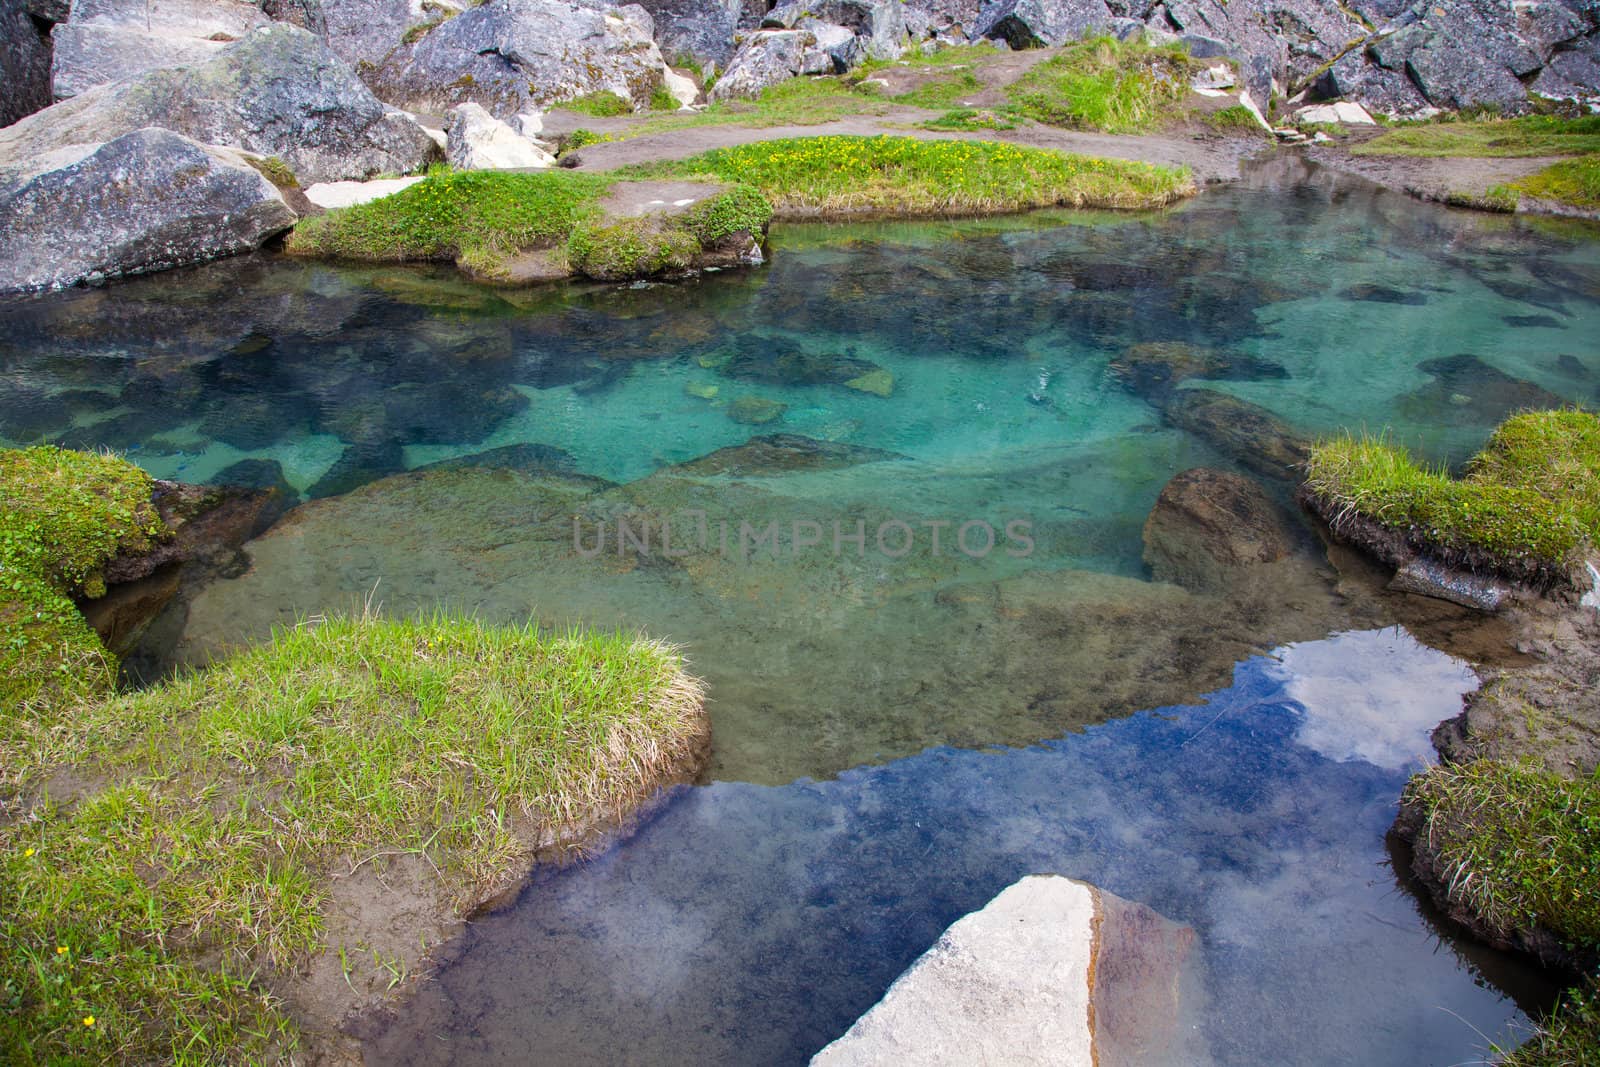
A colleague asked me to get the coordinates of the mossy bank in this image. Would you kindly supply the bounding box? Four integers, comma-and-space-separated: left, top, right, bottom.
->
1, 447, 711, 1063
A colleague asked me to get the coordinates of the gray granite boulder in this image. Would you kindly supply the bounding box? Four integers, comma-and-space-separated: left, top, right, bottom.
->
764, 0, 906, 59
0, 127, 295, 292
316, 0, 469, 69
710, 29, 834, 98
50, 0, 272, 99
0, 25, 437, 183
975, 0, 1113, 47
634, 0, 742, 68
368, 0, 667, 117
1, 0, 54, 126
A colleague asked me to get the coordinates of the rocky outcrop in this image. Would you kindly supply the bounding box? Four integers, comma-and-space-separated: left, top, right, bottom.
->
976, 0, 1112, 49
368, 0, 668, 117
0, 128, 295, 293
0, 26, 438, 184
812, 875, 1200, 1065
316, 0, 467, 69
763, 0, 906, 60
445, 102, 556, 169
49, 0, 269, 100
711, 29, 837, 98
1, 0, 55, 126
1142, 467, 1295, 590
635, 0, 742, 68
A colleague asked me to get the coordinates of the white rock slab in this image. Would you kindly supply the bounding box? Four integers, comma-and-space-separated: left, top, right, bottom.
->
814, 875, 1097, 1066
1296, 101, 1376, 125
303, 176, 425, 209
445, 102, 556, 169
662, 64, 698, 108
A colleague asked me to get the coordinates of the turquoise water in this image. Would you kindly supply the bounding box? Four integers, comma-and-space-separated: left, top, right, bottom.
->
3, 161, 1598, 1062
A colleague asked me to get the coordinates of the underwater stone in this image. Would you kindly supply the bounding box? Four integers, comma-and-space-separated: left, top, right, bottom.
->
726, 396, 788, 425
672, 434, 908, 476
1162, 388, 1310, 480
1142, 467, 1295, 591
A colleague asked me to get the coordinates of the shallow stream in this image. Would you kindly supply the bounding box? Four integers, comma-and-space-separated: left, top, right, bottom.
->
3, 157, 1598, 1063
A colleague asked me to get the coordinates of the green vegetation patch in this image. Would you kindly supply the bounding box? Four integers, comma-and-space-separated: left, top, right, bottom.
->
1303, 409, 1600, 585
1500, 981, 1600, 1067
1207, 105, 1267, 134
284, 168, 612, 266
629, 135, 1194, 216
1, 611, 707, 1063
1005, 35, 1201, 134
1403, 759, 1600, 951
921, 107, 1018, 132
1354, 114, 1600, 158
680, 184, 775, 243
561, 91, 635, 117
1510, 154, 1600, 210
0, 447, 164, 716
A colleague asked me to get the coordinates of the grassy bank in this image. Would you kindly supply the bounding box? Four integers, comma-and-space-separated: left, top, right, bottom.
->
1005, 35, 1203, 134
0, 447, 164, 716
284, 168, 772, 281
1302, 409, 1600, 587
1510, 155, 1600, 210
1353, 115, 1600, 158
2, 611, 708, 1062
627, 135, 1194, 216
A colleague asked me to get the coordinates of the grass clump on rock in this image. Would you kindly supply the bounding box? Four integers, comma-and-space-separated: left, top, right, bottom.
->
0, 447, 164, 715
1302, 409, 1600, 587
1, 610, 708, 1062
632, 134, 1194, 216
1402, 760, 1599, 959
567, 216, 701, 280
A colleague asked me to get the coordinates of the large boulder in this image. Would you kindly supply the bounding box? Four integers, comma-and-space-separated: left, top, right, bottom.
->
0, 127, 296, 293
0, 25, 438, 183
368, 0, 668, 118
1, 0, 54, 125
976, 0, 1113, 48
49, 0, 269, 99
710, 29, 836, 98
1161, 388, 1310, 481
812, 875, 1201, 1065
763, 0, 906, 60
316, 0, 468, 69
1142, 467, 1295, 590
634, 0, 742, 68
444, 102, 555, 169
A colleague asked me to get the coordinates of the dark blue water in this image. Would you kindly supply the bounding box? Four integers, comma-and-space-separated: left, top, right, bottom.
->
363, 628, 1554, 1066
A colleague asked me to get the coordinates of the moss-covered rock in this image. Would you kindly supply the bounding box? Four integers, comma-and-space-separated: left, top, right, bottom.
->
566, 216, 701, 281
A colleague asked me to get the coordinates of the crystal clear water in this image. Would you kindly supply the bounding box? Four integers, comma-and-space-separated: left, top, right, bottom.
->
2, 158, 1597, 1063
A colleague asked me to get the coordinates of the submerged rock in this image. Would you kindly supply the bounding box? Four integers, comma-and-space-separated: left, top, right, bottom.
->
1402, 354, 1567, 425
0, 25, 438, 184
1142, 467, 1295, 591
1389, 557, 1514, 612
719, 337, 885, 389
307, 439, 406, 499
672, 433, 908, 476
812, 875, 1200, 1065
1161, 388, 1310, 480
1339, 284, 1427, 306
0, 129, 296, 293
369, 0, 667, 117
726, 396, 789, 425
1109, 340, 1286, 403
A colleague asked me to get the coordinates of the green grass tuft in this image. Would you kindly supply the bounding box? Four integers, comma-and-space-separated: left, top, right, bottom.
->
1303, 410, 1600, 583
1208, 105, 1266, 133
1499, 981, 1600, 1067
1, 611, 707, 1063
561, 92, 635, 117
679, 184, 774, 244
920, 107, 1018, 132
0, 448, 165, 715
1005, 35, 1200, 135
283, 168, 612, 266
567, 217, 701, 280
1510, 154, 1600, 210
625, 134, 1194, 216
1353, 115, 1600, 158
1404, 760, 1600, 951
